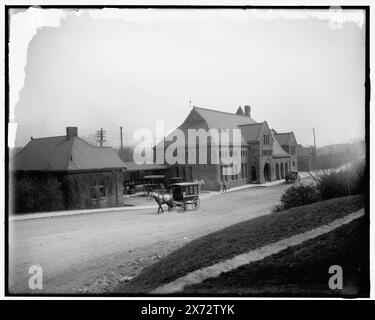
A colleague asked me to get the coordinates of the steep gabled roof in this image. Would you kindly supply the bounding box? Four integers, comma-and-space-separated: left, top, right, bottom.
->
68, 138, 126, 171
159, 106, 256, 147
13, 135, 126, 172
193, 106, 257, 129
273, 132, 292, 145
270, 130, 290, 158
13, 136, 74, 171
238, 123, 264, 142
240, 122, 289, 157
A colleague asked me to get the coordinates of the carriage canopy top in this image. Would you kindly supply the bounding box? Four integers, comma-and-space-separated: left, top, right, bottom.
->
171, 182, 199, 187
143, 175, 166, 179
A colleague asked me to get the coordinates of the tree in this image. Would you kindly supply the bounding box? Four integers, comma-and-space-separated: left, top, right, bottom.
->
81, 134, 99, 146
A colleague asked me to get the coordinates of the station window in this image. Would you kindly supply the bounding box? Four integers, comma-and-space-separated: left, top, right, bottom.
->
93, 183, 106, 199
263, 135, 270, 144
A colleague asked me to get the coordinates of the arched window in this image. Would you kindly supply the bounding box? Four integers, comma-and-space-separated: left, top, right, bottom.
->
276, 163, 280, 180
264, 163, 271, 182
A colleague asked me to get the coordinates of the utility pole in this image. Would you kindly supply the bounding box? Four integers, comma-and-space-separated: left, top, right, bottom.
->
114, 169, 118, 206
313, 127, 317, 153
120, 126, 124, 160
96, 128, 106, 147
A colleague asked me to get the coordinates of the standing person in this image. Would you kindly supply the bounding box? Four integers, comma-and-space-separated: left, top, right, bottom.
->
222, 180, 227, 193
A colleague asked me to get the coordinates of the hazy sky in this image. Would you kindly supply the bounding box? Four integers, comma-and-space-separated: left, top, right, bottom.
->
11, 8, 366, 148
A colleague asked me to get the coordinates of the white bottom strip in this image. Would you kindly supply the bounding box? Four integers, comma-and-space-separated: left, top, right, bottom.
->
152, 209, 364, 294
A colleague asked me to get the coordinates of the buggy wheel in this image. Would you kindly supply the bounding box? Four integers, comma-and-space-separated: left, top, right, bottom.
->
194, 198, 200, 210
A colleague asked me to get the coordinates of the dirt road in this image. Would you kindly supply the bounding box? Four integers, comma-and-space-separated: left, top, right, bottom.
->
9, 180, 308, 294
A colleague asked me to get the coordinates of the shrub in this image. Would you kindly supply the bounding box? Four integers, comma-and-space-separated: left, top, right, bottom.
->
279, 184, 318, 210
277, 159, 366, 211
14, 176, 65, 213
14, 177, 37, 213
316, 160, 366, 200
61, 172, 116, 209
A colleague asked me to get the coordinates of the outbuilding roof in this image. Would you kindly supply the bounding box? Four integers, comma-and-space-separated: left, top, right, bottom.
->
13, 134, 126, 172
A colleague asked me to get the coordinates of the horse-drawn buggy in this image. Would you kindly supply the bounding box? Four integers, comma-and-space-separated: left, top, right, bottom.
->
171, 182, 200, 211
151, 182, 201, 213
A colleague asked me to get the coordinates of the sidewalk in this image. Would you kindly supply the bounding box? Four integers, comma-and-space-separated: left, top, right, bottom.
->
9, 204, 159, 222
9, 179, 285, 222
224, 179, 285, 193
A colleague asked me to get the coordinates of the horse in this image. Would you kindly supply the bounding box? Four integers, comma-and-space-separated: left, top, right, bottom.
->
151, 192, 174, 214
193, 179, 205, 192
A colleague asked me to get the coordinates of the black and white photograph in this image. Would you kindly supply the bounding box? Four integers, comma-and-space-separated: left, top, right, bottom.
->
2, 3, 372, 304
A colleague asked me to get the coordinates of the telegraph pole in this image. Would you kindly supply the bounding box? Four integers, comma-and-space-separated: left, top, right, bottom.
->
96, 128, 106, 147
313, 127, 317, 153
120, 126, 124, 160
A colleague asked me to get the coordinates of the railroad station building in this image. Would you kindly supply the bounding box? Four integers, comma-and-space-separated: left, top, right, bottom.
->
157, 105, 299, 191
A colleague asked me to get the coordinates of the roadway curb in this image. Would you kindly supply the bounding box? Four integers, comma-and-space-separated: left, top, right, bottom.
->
9, 205, 158, 222
9, 178, 292, 222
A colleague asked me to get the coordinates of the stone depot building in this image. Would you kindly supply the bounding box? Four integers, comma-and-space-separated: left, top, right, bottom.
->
157, 105, 298, 190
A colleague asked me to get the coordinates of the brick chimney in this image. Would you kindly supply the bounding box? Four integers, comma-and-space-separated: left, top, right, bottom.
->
66, 127, 78, 140
244, 105, 251, 117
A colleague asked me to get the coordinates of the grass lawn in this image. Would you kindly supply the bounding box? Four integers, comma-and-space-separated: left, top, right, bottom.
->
114, 194, 365, 294
182, 217, 368, 296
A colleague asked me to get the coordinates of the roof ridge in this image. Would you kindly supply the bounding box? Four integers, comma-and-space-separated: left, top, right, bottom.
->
237, 122, 262, 127
29, 135, 66, 141
74, 137, 122, 156
274, 132, 292, 135
75, 136, 117, 151
194, 106, 250, 118
76, 136, 98, 148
